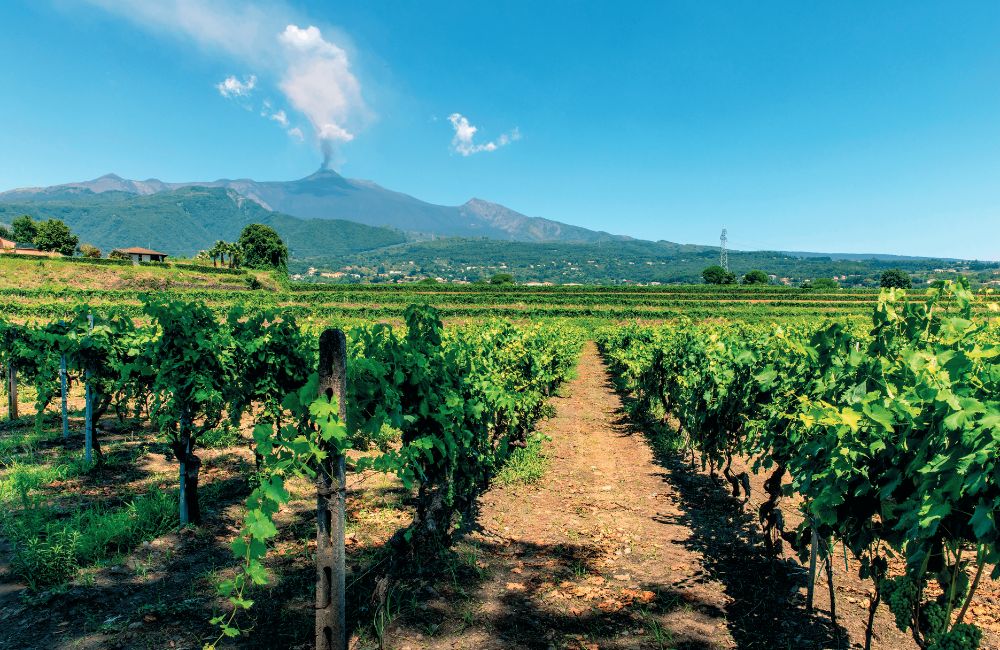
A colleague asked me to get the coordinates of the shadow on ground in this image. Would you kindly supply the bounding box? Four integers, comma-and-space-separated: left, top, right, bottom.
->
606, 372, 849, 650
353, 536, 724, 650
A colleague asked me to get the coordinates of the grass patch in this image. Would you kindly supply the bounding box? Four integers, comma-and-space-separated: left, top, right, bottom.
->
5, 488, 178, 590
0, 456, 91, 506
494, 436, 549, 487
200, 423, 242, 449
0, 425, 61, 455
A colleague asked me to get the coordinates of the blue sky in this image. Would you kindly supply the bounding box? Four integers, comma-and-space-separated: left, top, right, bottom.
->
2, 2, 1000, 259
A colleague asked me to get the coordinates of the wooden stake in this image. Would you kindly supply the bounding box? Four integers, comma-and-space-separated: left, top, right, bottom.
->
6, 365, 16, 421
316, 329, 347, 650
84, 314, 94, 463
60, 354, 69, 439
807, 522, 818, 612
826, 539, 838, 627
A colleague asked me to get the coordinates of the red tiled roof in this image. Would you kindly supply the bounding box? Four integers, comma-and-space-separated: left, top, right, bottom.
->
113, 247, 169, 256
0, 248, 62, 258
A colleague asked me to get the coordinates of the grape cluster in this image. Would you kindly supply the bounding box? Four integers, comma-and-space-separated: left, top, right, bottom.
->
928, 623, 983, 650
921, 603, 948, 640
882, 575, 918, 631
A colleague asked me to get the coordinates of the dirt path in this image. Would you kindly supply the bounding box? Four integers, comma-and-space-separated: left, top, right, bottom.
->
385, 342, 947, 650
464, 341, 736, 648
387, 342, 727, 648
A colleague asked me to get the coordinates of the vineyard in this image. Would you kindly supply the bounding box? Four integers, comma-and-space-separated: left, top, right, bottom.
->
0, 277, 999, 649
5, 282, 997, 324
599, 281, 1000, 650
0, 297, 584, 648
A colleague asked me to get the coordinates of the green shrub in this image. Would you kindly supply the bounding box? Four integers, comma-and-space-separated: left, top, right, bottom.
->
702, 265, 737, 285
44, 256, 133, 267
803, 277, 840, 289
170, 263, 245, 276
11, 529, 81, 590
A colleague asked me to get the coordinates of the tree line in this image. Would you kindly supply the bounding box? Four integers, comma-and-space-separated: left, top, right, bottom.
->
702, 263, 914, 289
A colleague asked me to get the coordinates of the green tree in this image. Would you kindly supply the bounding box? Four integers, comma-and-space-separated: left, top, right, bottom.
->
79, 244, 102, 259
702, 265, 736, 285
225, 241, 242, 269
742, 269, 770, 285
11, 215, 37, 243
237, 224, 287, 270
490, 272, 514, 285
880, 268, 912, 289
0, 224, 11, 240
33, 219, 79, 256
208, 240, 226, 267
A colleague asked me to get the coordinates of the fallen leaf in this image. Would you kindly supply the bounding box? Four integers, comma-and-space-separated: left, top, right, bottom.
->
598, 599, 624, 613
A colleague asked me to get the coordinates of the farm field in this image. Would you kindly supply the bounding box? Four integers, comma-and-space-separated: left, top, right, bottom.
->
0, 255, 976, 324
10, 254, 1000, 325
1, 264, 999, 650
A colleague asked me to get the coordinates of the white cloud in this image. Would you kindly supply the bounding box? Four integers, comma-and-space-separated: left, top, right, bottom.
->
287, 127, 304, 141
448, 113, 520, 156
81, 0, 285, 61
269, 109, 289, 127
216, 74, 256, 98
82, 1, 366, 164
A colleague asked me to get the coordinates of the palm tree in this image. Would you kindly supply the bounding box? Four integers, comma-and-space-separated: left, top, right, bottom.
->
210, 240, 226, 268
228, 242, 242, 269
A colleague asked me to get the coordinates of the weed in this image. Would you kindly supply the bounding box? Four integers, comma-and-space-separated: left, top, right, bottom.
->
200, 423, 241, 449
458, 546, 487, 579
10, 529, 81, 590
459, 602, 477, 629
374, 583, 401, 648
5, 488, 177, 590
639, 607, 675, 648
494, 436, 549, 487
0, 456, 90, 506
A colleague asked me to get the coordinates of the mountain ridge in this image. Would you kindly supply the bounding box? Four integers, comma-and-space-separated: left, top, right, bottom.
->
0, 185, 407, 260
0, 170, 626, 244
0, 172, 988, 286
